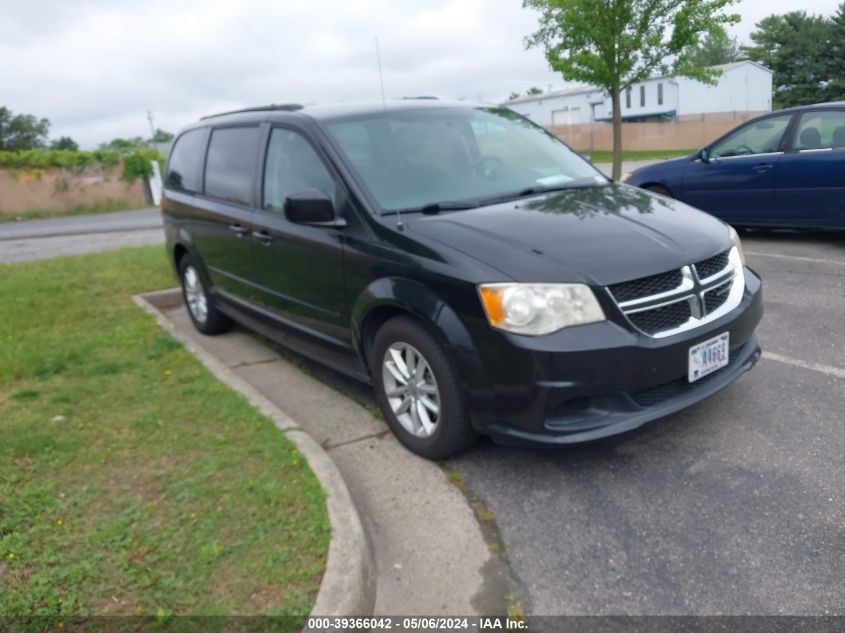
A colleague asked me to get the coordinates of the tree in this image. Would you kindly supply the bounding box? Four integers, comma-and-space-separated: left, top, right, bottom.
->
50, 136, 79, 151
99, 136, 146, 151
685, 30, 742, 67
0, 106, 50, 150
526, 86, 545, 95
827, 3, 845, 101
743, 12, 832, 109
523, 0, 739, 180
150, 128, 174, 143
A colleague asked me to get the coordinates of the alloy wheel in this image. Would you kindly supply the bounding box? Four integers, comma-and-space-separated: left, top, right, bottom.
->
183, 265, 208, 324
382, 342, 441, 438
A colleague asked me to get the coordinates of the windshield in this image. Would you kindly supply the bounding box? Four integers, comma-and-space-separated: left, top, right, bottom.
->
323, 107, 606, 213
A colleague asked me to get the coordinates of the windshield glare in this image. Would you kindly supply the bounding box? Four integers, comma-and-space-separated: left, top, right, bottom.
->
324, 107, 605, 213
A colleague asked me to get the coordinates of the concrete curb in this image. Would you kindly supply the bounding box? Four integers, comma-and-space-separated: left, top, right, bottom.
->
133, 288, 376, 617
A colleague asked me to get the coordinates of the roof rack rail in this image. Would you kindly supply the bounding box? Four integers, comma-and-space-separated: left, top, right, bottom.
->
399, 96, 439, 100
200, 104, 303, 120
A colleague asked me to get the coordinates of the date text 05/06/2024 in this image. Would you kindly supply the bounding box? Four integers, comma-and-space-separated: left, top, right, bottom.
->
305, 616, 527, 631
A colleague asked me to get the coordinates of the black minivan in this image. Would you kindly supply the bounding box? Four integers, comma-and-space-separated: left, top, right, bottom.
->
162, 100, 763, 458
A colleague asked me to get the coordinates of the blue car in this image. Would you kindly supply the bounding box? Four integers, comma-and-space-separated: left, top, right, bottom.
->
624, 102, 845, 229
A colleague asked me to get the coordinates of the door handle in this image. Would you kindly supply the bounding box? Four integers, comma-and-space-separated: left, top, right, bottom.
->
753, 163, 773, 173
228, 223, 249, 237
252, 230, 274, 245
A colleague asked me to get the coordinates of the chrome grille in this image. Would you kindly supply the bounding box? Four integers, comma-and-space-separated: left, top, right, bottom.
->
704, 278, 733, 313
628, 300, 692, 335
608, 269, 684, 303
694, 250, 731, 280
607, 247, 744, 338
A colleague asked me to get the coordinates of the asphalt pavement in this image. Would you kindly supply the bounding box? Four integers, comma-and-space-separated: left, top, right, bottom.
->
0, 209, 163, 264
0, 208, 160, 240
446, 231, 845, 615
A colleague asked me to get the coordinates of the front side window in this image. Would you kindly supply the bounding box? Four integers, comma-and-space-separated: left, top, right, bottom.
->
166, 129, 205, 193
324, 107, 603, 213
792, 110, 845, 150
710, 114, 793, 158
263, 128, 337, 213
204, 126, 260, 206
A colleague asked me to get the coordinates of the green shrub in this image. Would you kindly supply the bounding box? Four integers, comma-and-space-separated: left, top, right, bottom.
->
120, 147, 165, 183
0, 147, 164, 182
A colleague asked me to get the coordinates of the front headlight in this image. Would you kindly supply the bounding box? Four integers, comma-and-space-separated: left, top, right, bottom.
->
478, 283, 605, 335
728, 225, 746, 266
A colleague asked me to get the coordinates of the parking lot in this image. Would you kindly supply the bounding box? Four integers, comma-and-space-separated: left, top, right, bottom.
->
279, 230, 844, 615
446, 231, 844, 615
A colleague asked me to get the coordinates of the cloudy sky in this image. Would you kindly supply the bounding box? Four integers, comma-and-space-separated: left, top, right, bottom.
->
0, 0, 839, 148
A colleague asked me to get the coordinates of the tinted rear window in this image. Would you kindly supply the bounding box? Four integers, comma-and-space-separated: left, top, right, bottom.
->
166, 129, 205, 193
204, 126, 260, 206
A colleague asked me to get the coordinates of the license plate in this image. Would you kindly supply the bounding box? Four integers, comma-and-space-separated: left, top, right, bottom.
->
688, 332, 730, 383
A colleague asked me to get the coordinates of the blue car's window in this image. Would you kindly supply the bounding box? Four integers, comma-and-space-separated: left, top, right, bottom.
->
792, 110, 845, 151
324, 107, 604, 213
711, 114, 793, 158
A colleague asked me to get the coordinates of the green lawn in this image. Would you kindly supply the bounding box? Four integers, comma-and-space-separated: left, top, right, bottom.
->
586, 149, 694, 163
0, 247, 328, 623
0, 201, 154, 224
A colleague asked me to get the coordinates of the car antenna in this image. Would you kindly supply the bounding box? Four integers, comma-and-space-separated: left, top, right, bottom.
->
375, 37, 387, 111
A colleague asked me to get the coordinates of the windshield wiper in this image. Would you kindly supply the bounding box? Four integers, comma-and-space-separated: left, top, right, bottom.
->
388, 201, 480, 215
480, 181, 606, 206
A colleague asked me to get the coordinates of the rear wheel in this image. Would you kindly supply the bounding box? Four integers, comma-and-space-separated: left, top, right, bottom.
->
644, 184, 673, 198
372, 316, 477, 459
178, 254, 232, 335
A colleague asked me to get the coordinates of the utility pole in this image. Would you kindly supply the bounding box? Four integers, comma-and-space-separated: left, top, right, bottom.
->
146, 111, 155, 142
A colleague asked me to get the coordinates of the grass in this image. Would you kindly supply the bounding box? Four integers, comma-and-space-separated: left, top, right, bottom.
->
586, 149, 694, 163
0, 247, 328, 624
0, 200, 154, 224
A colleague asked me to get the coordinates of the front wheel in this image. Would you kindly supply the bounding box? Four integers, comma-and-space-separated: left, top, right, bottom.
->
372, 316, 477, 459
178, 254, 232, 335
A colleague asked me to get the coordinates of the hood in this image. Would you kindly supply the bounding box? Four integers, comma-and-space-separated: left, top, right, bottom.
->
405, 183, 732, 286
632, 155, 690, 177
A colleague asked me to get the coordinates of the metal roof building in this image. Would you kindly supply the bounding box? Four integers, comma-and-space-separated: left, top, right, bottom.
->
504, 61, 773, 125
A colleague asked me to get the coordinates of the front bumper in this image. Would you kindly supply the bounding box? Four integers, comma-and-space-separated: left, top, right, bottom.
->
468, 268, 764, 445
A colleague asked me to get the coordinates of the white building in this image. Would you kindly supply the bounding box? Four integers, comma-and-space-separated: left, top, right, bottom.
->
504, 61, 773, 125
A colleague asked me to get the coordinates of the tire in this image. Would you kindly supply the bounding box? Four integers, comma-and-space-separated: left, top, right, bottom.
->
372, 316, 478, 459
644, 184, 673, 198
178, 253, 233, 335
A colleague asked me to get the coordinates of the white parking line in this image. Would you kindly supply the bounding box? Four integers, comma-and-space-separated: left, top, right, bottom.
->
763, 351, 845, 380
746, 251, 845, 266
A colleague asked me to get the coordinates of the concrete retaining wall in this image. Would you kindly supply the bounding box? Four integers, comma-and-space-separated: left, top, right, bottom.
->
0, 165, 146, 215
548, 111, 765, 152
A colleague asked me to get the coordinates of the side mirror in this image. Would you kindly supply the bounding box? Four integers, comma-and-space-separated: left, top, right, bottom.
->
697, 148, 711, 163
284, 190, 341, 225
